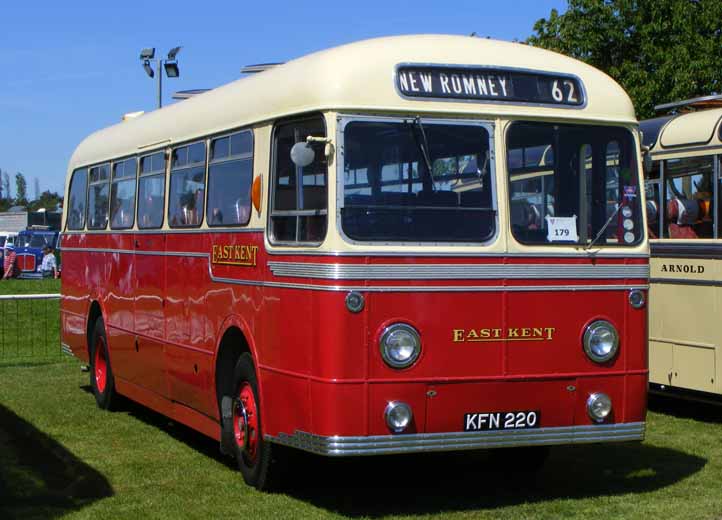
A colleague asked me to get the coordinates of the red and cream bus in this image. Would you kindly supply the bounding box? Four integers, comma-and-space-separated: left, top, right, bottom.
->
61, 35, 648, 490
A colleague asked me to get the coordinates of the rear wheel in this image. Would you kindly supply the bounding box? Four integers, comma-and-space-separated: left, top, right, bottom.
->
231, 353, 283, 490
90, 316, 116, 410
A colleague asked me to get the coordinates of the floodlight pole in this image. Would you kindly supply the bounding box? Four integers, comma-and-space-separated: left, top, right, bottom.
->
157, 59, 163, 108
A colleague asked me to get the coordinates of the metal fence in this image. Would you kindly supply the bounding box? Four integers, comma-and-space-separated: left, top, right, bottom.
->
0, 294, 62, 365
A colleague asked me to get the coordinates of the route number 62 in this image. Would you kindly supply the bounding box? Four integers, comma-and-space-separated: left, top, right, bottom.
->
551, 80, 579, 104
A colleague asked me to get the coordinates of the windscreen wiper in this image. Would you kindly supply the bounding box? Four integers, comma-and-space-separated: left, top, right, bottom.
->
586, 200, 624, 250
412, 117, 434, 180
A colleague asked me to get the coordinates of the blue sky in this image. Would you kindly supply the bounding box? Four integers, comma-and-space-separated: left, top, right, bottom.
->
0, 0, 566, 197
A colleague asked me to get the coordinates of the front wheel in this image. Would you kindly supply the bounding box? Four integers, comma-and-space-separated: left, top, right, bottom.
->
90, 316, 116, 410
231, 353, 283, 490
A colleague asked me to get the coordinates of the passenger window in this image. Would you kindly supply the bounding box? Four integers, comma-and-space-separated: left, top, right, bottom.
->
270, 116, 327, 243
67, 168, 88, 230
169, 142, 206, 228
110, 158, 137, 229
138, 151, 166, 229
88, 163, 110, 229
664, 156, 714, 239
207, 130, 254, 227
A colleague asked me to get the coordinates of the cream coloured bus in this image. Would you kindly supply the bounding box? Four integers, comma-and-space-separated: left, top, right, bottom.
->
641, 95, 722, 400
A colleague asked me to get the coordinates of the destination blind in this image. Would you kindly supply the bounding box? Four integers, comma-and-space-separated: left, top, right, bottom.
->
396, 65, 585, 107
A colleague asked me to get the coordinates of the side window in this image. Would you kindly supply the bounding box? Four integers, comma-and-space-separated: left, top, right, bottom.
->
67, 168, 88, 230
207, 131, 253, 226
270, 116, 327, 243
110, 157, 137, 229
168, 142, 206, 228
138, 151, 167, 229
88, 163, 110, 230
664, 156, 714, 239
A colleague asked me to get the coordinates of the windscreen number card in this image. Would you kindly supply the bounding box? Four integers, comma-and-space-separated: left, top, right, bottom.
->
464, 410, 540, 432
546, 215, 579, 242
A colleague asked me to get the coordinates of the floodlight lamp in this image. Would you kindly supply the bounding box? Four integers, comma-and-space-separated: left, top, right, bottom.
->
164, 62, 179, 78
140, 47, 156, 59
143, 60, 155, 78
167, 46, 182, 60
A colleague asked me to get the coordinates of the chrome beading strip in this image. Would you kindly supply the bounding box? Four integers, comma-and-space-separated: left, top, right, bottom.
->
268, 262, 649, 280
266, 422, 645, 457
61, 343, 75, 357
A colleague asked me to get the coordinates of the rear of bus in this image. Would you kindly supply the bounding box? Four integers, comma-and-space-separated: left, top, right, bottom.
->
264, 38, 648, 456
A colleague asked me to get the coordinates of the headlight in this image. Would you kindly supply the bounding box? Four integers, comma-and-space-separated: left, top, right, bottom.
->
587, 392, 613, 422
385, 401, 413, 432
583, 320, 619, 363
380, 323, 421, 369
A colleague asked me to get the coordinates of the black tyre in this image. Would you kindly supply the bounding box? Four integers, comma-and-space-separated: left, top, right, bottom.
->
89, 316, 116, 410
231, 353, 283, 490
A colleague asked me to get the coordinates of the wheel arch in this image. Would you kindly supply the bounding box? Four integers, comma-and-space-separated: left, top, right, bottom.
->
214, 315, 262, 419
86, 299, 104, 357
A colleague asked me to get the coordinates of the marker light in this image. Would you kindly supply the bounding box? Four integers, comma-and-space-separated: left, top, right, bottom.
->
380, 323, 421, 369
583, 320, 619, 363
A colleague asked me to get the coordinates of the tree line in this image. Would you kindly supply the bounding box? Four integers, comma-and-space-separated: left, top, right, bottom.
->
0, 169, 62, 213
527, 0, 722, 119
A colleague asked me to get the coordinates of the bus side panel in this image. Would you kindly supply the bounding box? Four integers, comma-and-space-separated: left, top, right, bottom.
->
60, 233, 90, 362
165, 233, 213, 415
104, 233, 137, 384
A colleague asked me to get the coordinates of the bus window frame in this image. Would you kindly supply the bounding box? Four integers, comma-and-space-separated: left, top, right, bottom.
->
206, 128, 255, 228
87, 162, 111, 230
334, 114, 498, 247
168, 139, 208, 229
110, 156, 138, 230
268, 113, 328, 247
136, 149, 168, 230
66, 167, 89, 231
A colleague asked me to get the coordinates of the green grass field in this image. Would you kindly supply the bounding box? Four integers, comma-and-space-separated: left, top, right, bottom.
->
0, 361, 721, 519
0, 278, 61, 366
0, 279, 721, 518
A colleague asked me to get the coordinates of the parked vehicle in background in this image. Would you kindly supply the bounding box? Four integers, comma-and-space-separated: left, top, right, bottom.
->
61, 35, 649, 490
641, 94, 722, 402
15, 228, 59, 279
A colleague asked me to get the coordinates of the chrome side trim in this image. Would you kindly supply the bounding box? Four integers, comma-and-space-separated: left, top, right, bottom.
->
208, 276, 647, 293
268, 262, 649, 280
61, 343, 75, 357
266, 422, 645, 457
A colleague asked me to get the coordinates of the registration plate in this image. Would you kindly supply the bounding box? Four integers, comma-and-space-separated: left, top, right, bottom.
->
463, 410, 540, 432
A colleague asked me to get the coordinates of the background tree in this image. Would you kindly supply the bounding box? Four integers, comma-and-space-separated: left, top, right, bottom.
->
527, 0, 722, 118
29, 190, 63, 212
15, 172, 28, 207
2, 172, 10, 203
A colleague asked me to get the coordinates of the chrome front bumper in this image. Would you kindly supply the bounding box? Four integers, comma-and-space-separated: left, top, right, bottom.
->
266, 422, 645, 457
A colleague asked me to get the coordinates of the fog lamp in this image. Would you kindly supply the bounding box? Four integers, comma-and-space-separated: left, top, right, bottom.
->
385, 401, 413, 432
587, 392, 613, 422
583, 320, 619, 363
380, 323, 421, 369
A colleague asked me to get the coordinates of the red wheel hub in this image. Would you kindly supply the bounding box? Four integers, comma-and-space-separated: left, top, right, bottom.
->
94, 337, 107, 393
233, 382, 259, 463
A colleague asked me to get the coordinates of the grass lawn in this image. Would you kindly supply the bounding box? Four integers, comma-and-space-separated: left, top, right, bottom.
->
0, 361, 721, 519
0, 278, 61, 366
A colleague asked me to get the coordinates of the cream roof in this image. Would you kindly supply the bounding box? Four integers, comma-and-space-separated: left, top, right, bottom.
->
650, 108, 722, 152
68, 34, 636, 170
